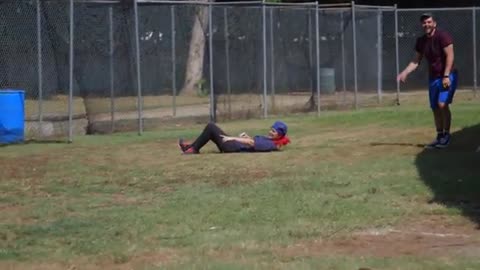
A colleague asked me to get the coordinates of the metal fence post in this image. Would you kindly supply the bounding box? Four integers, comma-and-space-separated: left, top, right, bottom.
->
340, 11, 347, 105
224, 7, 232, 117
308, 10, 313, 94
352, 1, 358, 109
36, 0, 43, 134
394, 4, 400, 105
262, 0, 268, 118
315, 4, 320, 115
377, 8, 383, 104
133, 0, 143, 134
109, 6, 115, 133
208, 1, 215, 122
269, 7, 275, 111
68, 0, 74, 143
171, 5, 177, 117
473, 7, 477, 97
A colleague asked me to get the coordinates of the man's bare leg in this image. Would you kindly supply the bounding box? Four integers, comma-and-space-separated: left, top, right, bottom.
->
434, 108, 444, 133
439, 103, 451, 134
435, 103, 452, 148
426, 108, 444, 148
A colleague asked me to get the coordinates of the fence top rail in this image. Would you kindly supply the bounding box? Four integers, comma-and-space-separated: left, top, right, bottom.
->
355, 4, 395, 8
99, 0, 353, 9
48, 0, 352, 8
317, 3, 351, 8
136, 0, 349, 6
263, 2, 315, 7
137, 0, 262, 5
217, 5, 351, 12
397, 7, 478, 12
258, 2, 352, 10
354, 4, 395, 11
69, 0, 119, 3
37, 0, 480, 11
320, 7, 352, 11
209, 1, 263, 5
136, 0, 340, 6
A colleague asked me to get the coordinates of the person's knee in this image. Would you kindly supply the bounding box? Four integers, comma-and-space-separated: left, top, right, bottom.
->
437, 103, 448, 110
205, 122, 220, 132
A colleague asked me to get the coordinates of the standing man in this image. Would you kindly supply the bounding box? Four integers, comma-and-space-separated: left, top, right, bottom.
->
397, 13, 457, 149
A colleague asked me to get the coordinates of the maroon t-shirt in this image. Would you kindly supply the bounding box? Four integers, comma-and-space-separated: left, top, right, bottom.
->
415, 28, 454, 79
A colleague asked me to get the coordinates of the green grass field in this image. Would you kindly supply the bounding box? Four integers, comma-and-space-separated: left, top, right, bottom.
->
1, 98, 480, 269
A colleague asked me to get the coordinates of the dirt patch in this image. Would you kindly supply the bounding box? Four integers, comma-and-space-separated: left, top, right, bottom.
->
94, 249, 180, 270
0, 154, 54, 210
274, 215, 480, 258
0, 204, 34, 226
0, 249, 180, 270
0, 155, 49, 181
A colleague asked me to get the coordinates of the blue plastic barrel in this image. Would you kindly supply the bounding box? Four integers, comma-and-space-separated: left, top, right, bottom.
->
0, 90, 25, 144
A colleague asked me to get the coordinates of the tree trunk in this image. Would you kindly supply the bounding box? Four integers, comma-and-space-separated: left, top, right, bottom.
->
181, 2, 209, 96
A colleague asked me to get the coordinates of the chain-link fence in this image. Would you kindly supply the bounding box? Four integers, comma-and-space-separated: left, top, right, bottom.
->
0, 1, 39, 136
1, 0, 479, 142
266, 6, 315, 114
397, 8, 476, 92
206, 5, 262, 121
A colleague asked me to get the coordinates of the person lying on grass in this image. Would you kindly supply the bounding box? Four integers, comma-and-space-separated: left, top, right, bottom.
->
178, 121, 290, 154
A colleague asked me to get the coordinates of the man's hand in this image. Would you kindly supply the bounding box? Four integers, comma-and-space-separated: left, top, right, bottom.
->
397, 54, 421, 83
221, 135, 234, 142
442, 77, 451, 89
397, 71, 408, 83
220, 135, 255, 146
239, 132, 250, 138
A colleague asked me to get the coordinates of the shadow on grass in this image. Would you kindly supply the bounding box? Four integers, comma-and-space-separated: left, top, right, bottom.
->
415, 124, 480, 227
370, 142, 426, 148
0, 139, 68, 147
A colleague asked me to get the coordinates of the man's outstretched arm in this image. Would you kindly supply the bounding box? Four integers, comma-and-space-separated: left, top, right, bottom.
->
397, 52, 423, 82
221, 135, 254, 146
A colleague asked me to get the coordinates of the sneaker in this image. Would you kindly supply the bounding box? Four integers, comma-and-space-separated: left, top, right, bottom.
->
182, 146, 199, 155
436, 133, 451, 149
178, 138, 191, 152
178, 139, 198, 154
425, 133, 443, 149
